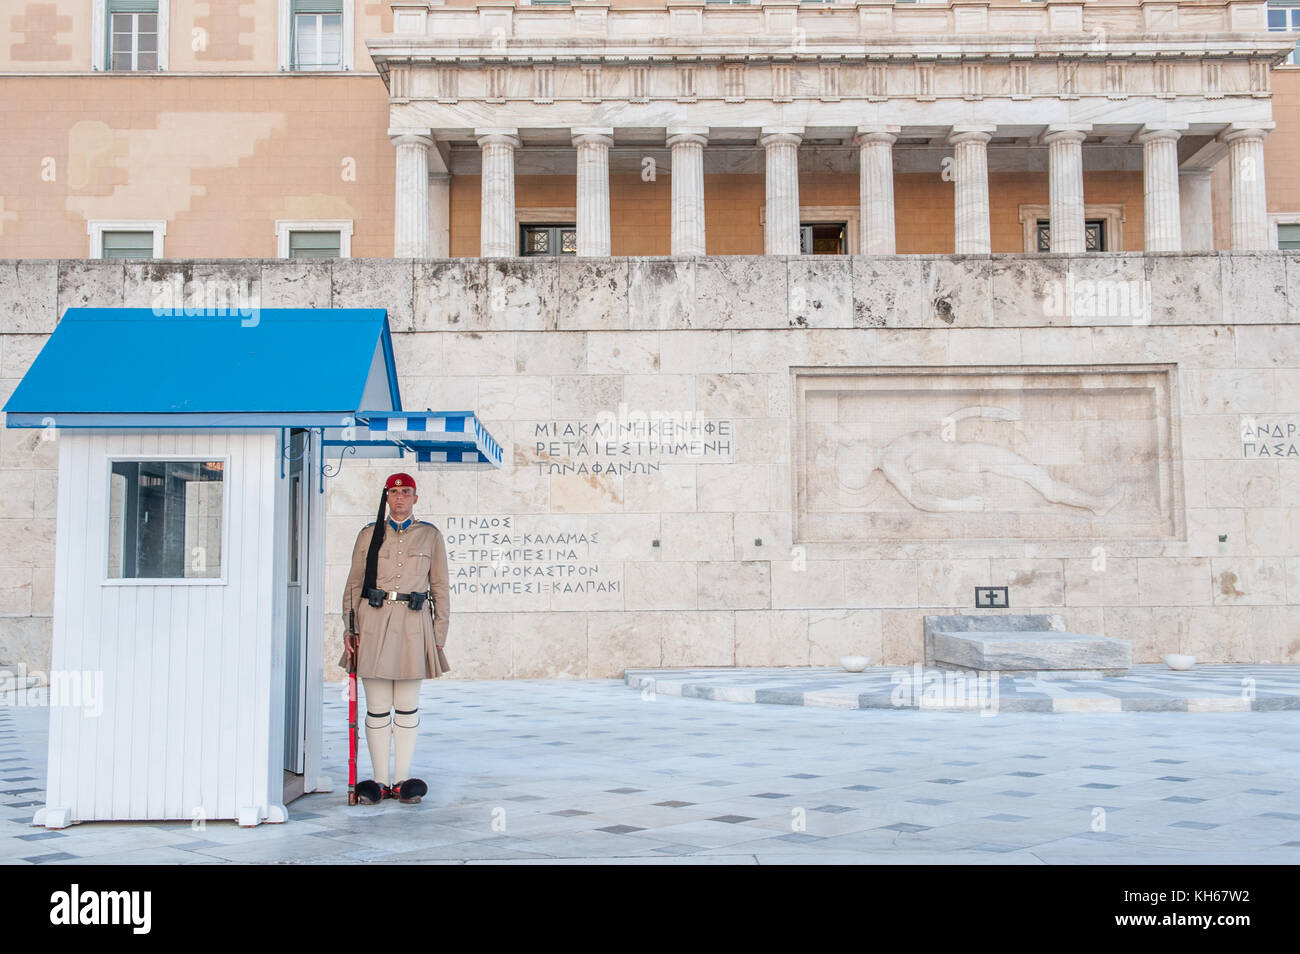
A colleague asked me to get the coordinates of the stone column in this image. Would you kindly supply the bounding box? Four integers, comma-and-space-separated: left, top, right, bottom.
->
760, 128, 802, 255
1044, 126, 1088, 253
1223, 126, 1271, 251
667, 127, 708, 257
572, 127, 614, 257
1179, 168, 1214, 252
1137, 127, 1183, 252
949, 126, 994, 254
428, 172, 450, 258
854, 126, 898, 255
476, 128, 521, 258
390, 128, 432, 258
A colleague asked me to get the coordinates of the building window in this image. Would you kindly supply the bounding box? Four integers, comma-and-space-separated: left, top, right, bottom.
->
800, 222, 847, 255
1036, 219, 1107, 252
1279, 223, 1300, 249
279, 0, 352, 72
1020, 204, 1124, 252
1269, 3, 1300, 66
520, 224, 577, 256
110, 2, 157, 70
108, 460, 225, 581
762, 206, 860, 252
88, 220, 166, 259
102, 231, 156, 258
93, 0, 168, 71
294, 2, 342, 70
289, 231, 340, 258
275, 220, 352, 258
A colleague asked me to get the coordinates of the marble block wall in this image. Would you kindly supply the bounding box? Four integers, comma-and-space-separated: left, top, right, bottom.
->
1, 254, 1298, 677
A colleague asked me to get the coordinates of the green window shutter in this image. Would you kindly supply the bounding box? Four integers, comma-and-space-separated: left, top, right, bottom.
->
1279, 223, 1300, 250
288, 231, 341, 258
293, 0, 342, 12
101, 230, 156, 258
108, 0, 159, 11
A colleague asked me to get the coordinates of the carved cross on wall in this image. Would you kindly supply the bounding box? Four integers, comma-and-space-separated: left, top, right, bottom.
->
975, 587, 1009, 609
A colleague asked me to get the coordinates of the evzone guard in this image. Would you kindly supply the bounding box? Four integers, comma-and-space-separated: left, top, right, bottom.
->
342, 472, 451, 805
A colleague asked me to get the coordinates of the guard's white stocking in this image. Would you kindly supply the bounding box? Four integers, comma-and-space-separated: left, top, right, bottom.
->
393, 679, 421, 782
362, 677, 394, 786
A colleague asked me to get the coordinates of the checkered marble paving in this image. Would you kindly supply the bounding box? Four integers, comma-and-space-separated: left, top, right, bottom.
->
624, 665, 1300, 713
2, 678, 1298, 864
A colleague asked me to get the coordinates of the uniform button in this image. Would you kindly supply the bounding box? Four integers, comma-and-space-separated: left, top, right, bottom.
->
397, 562, 403, 567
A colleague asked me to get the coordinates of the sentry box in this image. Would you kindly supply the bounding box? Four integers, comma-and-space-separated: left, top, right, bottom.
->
3, 308, 502, 828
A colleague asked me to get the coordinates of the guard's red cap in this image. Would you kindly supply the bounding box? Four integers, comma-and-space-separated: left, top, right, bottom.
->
385, 473, 416, 491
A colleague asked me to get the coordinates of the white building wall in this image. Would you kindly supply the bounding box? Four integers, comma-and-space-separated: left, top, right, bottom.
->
43, 428, 286, 825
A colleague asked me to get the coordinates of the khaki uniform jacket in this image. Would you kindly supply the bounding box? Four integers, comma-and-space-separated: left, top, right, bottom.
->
341, 518, 451, 679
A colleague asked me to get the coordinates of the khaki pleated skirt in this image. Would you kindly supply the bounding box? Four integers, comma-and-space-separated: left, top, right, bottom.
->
340, 599, 450, 680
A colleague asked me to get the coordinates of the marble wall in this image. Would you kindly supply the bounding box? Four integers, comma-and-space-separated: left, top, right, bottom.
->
797, 366, 1179, 542
1, 254, 1298, 677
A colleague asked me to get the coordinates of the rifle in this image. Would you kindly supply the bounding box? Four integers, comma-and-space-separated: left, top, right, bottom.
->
347, 607, 358, 807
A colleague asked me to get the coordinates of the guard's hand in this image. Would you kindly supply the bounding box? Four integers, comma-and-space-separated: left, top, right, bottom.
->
344, 633, 358, 667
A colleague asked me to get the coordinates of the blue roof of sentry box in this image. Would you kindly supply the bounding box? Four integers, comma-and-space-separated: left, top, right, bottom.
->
3, 308, 402, 428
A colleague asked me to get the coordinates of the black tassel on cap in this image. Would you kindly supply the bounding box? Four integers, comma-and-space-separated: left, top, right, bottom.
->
362, 486, 388, 596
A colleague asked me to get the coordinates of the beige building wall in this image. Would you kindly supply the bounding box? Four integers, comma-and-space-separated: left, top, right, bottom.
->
0, 72, 1288, 258
2, 0, 92, 70
0, 2, 1295, 258
1266, 69, 1300, 220
1, 0, 389, 73
0, 76, 393, 259
453, 169, 1147, 257
169, 0, 281, 72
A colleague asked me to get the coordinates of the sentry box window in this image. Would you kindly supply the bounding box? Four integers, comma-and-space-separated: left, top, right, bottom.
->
108, 461, 225, 580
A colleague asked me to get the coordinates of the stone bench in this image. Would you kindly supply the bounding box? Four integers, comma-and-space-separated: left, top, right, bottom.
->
924, 614, 1132, 677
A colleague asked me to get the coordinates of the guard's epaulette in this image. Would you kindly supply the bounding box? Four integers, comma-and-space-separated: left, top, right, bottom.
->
417, 521, 436, 527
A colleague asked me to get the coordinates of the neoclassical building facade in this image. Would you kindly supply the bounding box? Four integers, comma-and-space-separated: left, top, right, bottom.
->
374, 1, 1289, 259
1, 1, 1298, 260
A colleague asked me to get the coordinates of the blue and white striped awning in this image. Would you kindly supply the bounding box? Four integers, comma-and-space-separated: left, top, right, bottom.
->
323, 410, 503, 470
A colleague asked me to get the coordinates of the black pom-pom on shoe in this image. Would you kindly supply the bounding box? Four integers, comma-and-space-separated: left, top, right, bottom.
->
395, 778, 427, 804
355, 780, 384, 805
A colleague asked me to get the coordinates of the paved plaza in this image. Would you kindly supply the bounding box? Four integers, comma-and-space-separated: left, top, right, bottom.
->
625, 665, 1300, 713
2, 675, 1299, 864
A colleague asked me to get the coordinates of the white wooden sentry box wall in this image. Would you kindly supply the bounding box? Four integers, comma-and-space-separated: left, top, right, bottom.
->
39, 427, 327, 827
